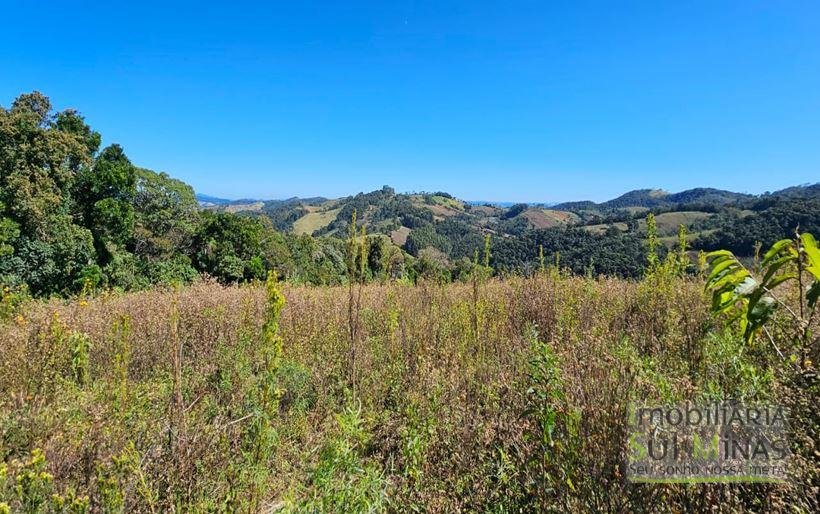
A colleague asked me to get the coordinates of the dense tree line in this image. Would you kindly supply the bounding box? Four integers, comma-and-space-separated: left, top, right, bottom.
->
262, 200, 308, 231
693, 198, 820, 256
492, 227, 650, 278
0, 92, 349, 296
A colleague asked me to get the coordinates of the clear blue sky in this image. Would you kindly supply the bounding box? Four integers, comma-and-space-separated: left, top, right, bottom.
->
2, 1, 819, 202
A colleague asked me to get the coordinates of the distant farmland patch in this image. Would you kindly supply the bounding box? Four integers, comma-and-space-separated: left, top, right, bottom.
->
651, 211, 713, 234
520, 208, 580, 228
390, 226, 411, 246
292, 206, 341, 235
224, 201, 264, 213
582, 211, 714, 237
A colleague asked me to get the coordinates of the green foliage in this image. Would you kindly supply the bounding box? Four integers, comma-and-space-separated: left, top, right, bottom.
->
1, 217, 96, 296
698, 330, 774, 401
645, 213, 659, 271
409, 248, 451, 283
482, 233, 491, 269
404, 224, 452, 257
278, 360, 317, 415
193, 211, 271, 283
1, 93, 91, 234
1, 92, 352, 295
502, 203, 528, 219
0, 449, 90, 514
523, 324, 581, 506
244, 270, 286, 511
0, 284, 28, 321
492, 227, 648, 278
705, 231, 819, 366
285, 403, 387, 513
695, 197, 820, 256
68, 332, 91, 387
132, 168, 198, 258
73, 145, 137, 262
0, 210, 19, 259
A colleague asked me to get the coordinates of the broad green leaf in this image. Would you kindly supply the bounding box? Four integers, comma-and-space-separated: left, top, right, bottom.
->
766, 273, 797, 291
760, 255, 796, 287
707, 254, 732, 268
745, 297, 776, 342
748, 296, 776, 323
800, 233, 820, 280
762, 238, 794, 266
734, 276, 757, 296
712, 290, 735, 313
706, 250, 734, 261
707, 258, 740, 283
710, 268, 750, 293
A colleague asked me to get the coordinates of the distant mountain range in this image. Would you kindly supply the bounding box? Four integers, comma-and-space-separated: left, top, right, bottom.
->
551, 187, 755, 211
195, 193, 233, 206
197, 184, 818, 214
193, 183, 819, 268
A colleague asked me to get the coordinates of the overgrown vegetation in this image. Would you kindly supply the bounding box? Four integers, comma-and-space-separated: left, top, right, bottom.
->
1, 232, 817, 511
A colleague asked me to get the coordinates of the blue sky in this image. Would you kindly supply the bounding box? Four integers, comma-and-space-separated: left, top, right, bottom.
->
2, 1, 819, 202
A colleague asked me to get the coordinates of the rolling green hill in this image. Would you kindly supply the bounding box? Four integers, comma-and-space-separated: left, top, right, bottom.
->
200, 183, 820, 269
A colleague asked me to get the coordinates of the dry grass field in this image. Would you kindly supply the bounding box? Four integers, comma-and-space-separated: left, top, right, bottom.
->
0, 271, 816, 512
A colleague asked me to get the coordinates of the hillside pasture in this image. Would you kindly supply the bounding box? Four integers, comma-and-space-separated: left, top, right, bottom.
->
519, 208, 580, 228
292, 206, 342, 235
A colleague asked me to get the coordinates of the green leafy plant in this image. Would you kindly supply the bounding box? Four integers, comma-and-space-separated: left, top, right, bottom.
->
346, 210, 369, 394
284, 402, 387, 513
705, 230, 819, 367
0, 449, 90, 514
244, 270, 286, 511
523, 324, 580, 507
68, 332, 91, 387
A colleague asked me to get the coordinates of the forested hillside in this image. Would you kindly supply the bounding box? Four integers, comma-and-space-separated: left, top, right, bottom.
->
2, 91, 818, 298
206, 180, 819, 280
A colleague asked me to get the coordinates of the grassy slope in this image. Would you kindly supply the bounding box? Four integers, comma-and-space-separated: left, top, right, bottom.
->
583, 211, 714, 237
519, 208, 580, 228
292, 206, 341, 235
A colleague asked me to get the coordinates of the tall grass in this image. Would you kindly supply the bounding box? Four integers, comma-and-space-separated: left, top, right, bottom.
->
0, 273, 816, 512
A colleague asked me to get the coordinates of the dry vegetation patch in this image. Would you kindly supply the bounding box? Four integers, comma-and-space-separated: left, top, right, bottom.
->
0, 276, 815, 512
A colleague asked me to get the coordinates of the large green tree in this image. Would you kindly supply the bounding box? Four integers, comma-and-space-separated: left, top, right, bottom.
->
0, 92, 98, 294
73, 144, 137, 260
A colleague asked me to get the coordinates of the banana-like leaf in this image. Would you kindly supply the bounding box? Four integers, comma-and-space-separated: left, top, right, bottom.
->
707, 258, 740, 283
762, 238, 795, 267
706, 249, 735, 260
760, 254, 796, 287
734, 276, 758, 296
766, 273, 797, 291
706, 233, 819, 345
706, 254, 733, 268
745, 296, 776, 342
710, 268, 750, 293
800, 233, 820, 280
712, 290, 731, 310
